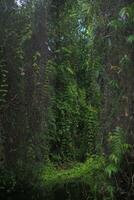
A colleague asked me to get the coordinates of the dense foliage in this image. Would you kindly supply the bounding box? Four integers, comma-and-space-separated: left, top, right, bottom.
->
0, 0, 134, 199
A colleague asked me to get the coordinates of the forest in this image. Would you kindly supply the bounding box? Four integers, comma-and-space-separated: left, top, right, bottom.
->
0, 0, 134, 199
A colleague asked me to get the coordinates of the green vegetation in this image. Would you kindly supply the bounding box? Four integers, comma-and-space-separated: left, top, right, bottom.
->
0, 0, 134, 199
40, 127, 130, 199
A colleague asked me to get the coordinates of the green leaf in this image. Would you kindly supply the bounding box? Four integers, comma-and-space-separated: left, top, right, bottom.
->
61, 47, 72, 54
105, 164, 118, 177
127, 35, 134, 43
66, 67, 74, 75
119, 7, 129, 18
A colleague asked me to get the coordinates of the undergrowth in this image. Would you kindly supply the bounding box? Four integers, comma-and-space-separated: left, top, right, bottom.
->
39, 127, 131, 200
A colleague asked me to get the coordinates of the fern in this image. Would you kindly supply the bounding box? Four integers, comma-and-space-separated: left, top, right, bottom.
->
105, 127, 131, 178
